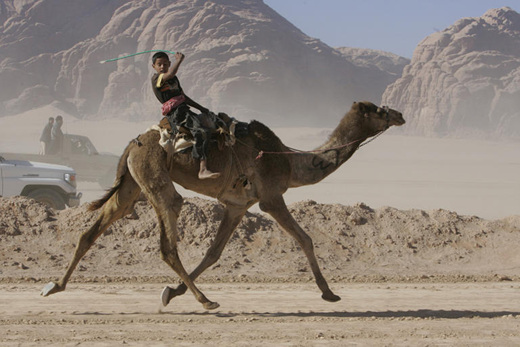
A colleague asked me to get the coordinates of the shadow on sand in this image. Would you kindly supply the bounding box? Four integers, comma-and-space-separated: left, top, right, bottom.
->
165, 309, 520, 319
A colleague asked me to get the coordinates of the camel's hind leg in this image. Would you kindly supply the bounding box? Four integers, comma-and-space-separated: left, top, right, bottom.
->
41, 174, 141, 296
133, 167, 219, 310
161, 204, 247, 306
260, 195, 341, 302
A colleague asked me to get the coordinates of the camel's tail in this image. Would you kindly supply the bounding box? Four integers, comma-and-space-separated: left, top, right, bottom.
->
88, 142, 133, 211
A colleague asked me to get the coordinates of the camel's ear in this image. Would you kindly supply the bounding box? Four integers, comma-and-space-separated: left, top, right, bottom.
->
356, 102, 370, 117
355, 101, 366, 114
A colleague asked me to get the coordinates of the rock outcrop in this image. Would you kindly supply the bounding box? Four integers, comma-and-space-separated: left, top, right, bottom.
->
382, 7, 520, 139
0, 0, 404, 127
335, 47, 410, 78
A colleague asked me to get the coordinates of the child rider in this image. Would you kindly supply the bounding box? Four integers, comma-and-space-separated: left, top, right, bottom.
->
151, 51, 220, 180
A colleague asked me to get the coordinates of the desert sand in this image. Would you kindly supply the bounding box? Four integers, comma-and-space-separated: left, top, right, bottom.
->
1, 105, 520, 345
1, 194, 520, 345
2, 282, 520, 346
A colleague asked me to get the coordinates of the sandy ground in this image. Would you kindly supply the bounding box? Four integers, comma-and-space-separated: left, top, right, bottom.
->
1, 193, 520, 345
2, 282, 520, 346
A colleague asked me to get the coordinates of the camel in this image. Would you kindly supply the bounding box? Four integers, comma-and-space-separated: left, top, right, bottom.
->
41, 101, 405, 310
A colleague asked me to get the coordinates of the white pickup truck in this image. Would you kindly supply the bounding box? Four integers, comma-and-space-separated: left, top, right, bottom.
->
0, 155, 81, 210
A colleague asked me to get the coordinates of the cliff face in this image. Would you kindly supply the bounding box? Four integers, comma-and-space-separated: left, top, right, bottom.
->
7, 2, 516, 138
382, 7, 520, 139
335, 47, 409, 78
0, 0, 403, 126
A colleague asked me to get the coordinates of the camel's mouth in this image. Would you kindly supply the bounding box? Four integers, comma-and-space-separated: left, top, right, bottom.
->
392, 117, 406, 126
388, 112, 406, 126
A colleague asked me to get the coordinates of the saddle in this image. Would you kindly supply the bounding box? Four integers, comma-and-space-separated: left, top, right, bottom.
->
156, 112, 238, 153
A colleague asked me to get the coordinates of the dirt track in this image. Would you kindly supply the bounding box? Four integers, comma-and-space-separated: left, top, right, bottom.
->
2, 195, 520, 345
2, 282, 520, 346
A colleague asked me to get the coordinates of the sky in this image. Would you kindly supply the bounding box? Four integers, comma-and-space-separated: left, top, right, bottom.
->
263, 0, 519, 58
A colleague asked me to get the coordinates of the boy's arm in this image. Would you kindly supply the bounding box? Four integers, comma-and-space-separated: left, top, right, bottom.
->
162, 52, 184, 82
185, 95, 209, 114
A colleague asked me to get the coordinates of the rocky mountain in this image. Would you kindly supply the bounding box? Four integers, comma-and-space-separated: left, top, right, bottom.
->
382, 7, 520, 140
335, 47, 410, 78
0, 0, 405, 127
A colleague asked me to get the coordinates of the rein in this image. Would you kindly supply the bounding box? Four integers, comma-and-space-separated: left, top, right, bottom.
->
250, 129, 387, 160
251, 106, 391, 159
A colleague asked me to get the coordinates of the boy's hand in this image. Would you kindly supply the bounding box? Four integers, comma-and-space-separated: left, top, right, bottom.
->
174, 52, 185, 62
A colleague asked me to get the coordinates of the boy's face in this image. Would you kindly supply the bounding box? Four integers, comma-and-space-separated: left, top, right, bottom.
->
152, 57, 170, 74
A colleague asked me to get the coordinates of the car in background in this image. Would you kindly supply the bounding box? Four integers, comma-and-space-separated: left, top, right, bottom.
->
3, 134, 118, 188
0, 155, 81, 210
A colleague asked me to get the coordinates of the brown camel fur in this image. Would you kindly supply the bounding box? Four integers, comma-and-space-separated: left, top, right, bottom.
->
41, 101, 405, 310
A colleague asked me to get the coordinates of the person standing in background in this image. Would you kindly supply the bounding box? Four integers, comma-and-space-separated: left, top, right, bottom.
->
50, 115, 64, 155
39, 117, 54, 155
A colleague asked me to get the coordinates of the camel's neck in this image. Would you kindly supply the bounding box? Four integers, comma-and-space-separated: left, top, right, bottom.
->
288, 122, 370, 188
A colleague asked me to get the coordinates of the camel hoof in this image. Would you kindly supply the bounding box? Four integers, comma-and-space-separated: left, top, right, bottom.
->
203, 301, 220, 310
321, 291, 341, 302
161, 286, 173, 307
41, 282, 60, 297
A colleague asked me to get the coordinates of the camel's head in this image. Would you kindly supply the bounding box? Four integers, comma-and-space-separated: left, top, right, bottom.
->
351, 101, 405, 133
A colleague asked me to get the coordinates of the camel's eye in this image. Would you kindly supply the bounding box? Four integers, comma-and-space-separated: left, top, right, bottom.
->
378, 106, 389, 117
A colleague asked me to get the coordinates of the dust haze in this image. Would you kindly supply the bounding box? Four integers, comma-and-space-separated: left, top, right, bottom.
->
1, 104, 518, 220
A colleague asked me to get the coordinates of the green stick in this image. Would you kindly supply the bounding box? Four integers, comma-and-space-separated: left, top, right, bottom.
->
99, 49, 176, 64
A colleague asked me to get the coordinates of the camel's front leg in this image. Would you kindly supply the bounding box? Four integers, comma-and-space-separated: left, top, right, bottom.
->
161, 204, 247, 306
41, 176, 141, 296
260, 196, 341, 302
